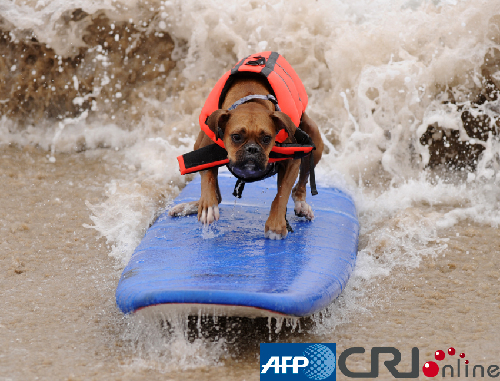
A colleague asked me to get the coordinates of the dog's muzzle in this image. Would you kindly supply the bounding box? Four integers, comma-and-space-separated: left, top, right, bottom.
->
228, 144, 269, 180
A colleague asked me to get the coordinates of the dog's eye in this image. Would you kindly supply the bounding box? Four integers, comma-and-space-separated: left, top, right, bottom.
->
231, 134, 242, 143
262, 135, 272, 145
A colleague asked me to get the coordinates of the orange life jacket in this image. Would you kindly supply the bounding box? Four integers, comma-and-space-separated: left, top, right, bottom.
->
199, 51, 309, 148
178, 52, 315, 177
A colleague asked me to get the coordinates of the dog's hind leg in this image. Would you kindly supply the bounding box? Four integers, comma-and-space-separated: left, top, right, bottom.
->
292, 113, 324, 220
292, 159, 315, 220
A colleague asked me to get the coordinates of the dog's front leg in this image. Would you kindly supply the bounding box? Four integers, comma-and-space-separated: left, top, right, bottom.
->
265, 160, 300, 239
198, 167, 221, 224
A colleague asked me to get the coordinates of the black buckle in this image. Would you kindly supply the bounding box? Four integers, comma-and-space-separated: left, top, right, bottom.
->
246, 56, 266, 66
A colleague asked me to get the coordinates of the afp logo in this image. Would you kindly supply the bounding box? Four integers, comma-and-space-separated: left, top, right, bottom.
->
260, 343, 336, 380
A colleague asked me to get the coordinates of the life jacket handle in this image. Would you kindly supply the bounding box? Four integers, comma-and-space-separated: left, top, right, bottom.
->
227, 94, 281, 112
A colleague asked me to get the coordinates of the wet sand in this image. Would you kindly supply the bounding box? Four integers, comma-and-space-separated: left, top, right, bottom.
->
1, 145, 499, 380
335, 222, 500, 379
0, 146, 122, 380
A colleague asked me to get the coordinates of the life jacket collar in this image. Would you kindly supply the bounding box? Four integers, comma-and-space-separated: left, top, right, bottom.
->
227, 94, 281, 112
215, 94, 282, 143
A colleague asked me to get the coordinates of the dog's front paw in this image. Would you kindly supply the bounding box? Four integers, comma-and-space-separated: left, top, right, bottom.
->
198, 199, 220, 225
265, 229, 287, 240
294, 200, 314, 220
168, 201, 199, 217
265, 216, 288, 240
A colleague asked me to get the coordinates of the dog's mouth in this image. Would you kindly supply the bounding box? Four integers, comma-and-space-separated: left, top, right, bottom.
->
243, 161, 259, 171
228, 159, 270, 180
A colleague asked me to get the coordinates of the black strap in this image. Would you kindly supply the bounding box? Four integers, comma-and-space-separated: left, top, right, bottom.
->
294, 127, 312, 145
220, 53, 279, 108
285, 209, 294, 233
180, 133, 318, 195
181, 143, 228, 172
294, 127, 318, 196
232, 179, 245, 198
261, 52, 280, 77
231, 55, 250, 75
309, 152, 318, 196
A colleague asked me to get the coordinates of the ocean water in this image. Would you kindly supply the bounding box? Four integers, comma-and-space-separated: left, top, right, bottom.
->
1, 0, 500, 379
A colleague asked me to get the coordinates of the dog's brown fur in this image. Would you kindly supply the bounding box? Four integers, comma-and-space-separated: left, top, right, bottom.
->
169, 75, 324, 239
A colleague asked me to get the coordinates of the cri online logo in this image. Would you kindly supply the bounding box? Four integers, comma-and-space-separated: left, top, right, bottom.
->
423, 347, 500, 378
423, 347, 467, 377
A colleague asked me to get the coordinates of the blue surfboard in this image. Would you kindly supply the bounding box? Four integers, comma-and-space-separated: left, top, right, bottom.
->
115, 171, 359, 317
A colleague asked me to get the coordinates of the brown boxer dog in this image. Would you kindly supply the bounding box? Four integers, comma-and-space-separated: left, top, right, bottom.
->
169, 75, 324, 239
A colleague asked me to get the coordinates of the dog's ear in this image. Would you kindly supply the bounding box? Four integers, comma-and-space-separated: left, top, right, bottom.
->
206, 109, 231, 142
271, 111, 296, 141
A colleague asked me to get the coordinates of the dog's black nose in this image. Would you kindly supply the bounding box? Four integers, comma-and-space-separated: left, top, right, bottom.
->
245, 143, 260, 155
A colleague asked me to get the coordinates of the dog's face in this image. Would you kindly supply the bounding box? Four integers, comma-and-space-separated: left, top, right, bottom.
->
207, 103, 295, 180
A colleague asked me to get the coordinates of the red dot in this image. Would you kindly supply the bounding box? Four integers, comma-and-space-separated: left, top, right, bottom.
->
465, 360, 469, 364
423, 361, 440, 377
435, 350, 445, 361
448, 347, 456, 356
460, 353, 465, 358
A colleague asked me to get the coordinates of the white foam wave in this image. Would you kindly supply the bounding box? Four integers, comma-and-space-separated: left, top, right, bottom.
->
121, 311, 225, 372
84, 136, 194, 265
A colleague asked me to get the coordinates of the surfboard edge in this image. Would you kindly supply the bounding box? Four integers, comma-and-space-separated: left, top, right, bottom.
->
134, 302, 294, 318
